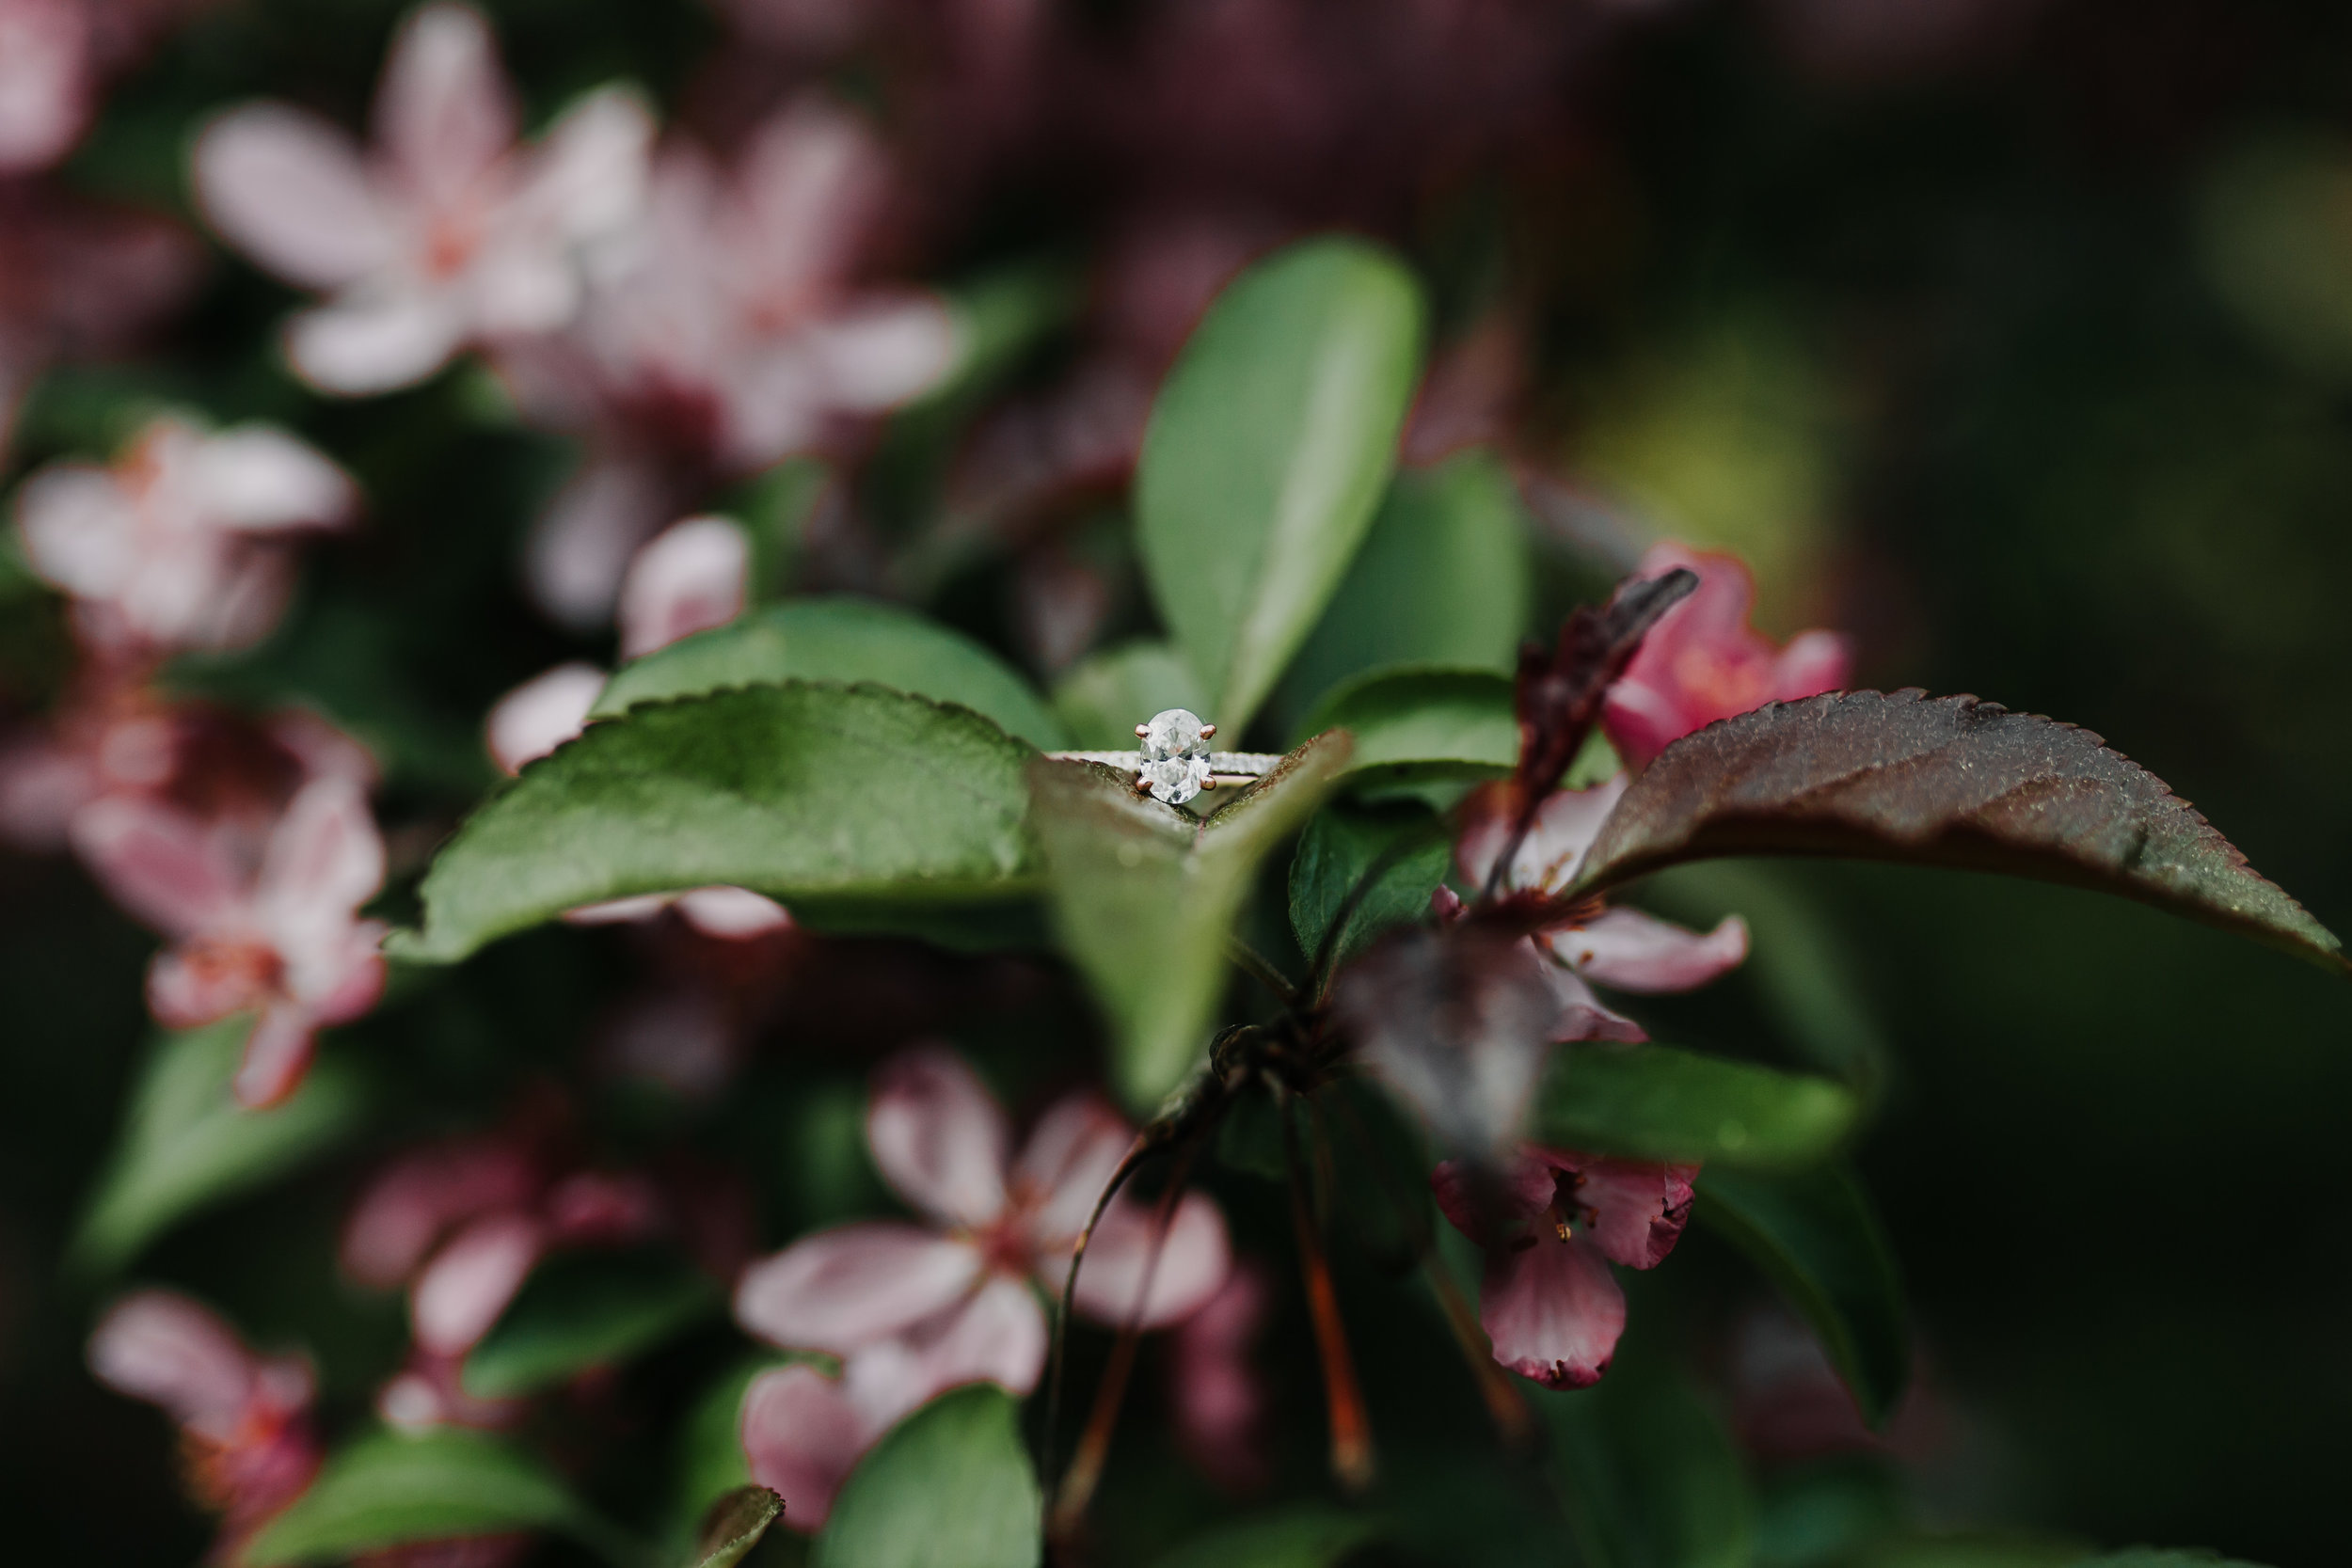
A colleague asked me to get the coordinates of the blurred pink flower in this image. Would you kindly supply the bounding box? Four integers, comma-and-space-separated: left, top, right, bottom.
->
342, 1125, 693, 1402
87, 1290, 321, 1556
1454, 775, 1750, 1036
483, 661, 607, 776
71, 773, 387, 1106
1601, 543, 1853, 769
0, 0, 90, 173
1432, 1147, 1697, 1388
190, 2, 653, 395
616, 514, 750, 658
13, 413, 356, 657
733, 1045, 1230, 1526
501, 98, 958, 625
1168, 1261, 1272, 1495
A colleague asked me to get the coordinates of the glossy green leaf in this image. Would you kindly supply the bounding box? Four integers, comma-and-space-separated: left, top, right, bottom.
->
1288, 800, 1450, 976
1052, 640, 1209, 750
1276, 448, 1533, 727
1533, 1043, 1859, 1168
462, 1248, 720, 1399
685, 1486, 785, 1568
395, 683, 1040, 964
1033, 732, 1351, 1108
1295, 666, 1517, 786
1541, 1367, 1753, 1568
813, 1386, 1041, 1568
1137, 238, 1426, 732
1152, 1506, 1378, 1568
244, 1427, 615, 1566
73, 1019, 367, 1273
593, 596, 1067, 747
1567, 690, 2346, 974
1697, 1164, 1910, 1425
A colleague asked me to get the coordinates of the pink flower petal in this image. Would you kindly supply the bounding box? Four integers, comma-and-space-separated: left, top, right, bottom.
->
848, 1275, 1050, 1413
511, 86, 655, 247
1168, 1263, 1272, 1493
1430, 1154, 1558, 1248
729, 99, 885, 307
741, 1362, 869, 1533
1009, 1093, 1133, 1249
733, 1223, 982, 1355
485, 662, 605, 774
1480, 1233, 1626, 1389
1526, 940, 1646, 1044
1067, 1190, 1231, 1330
675, 886, 790, 939
285, 289, 469, 395
617, 515, 749, 659
411, 1212, 545, 1355
342, 1139, 540, 1289
525, 455, 675, 628
866, 1048, 1010, 1229
1547, 908, 1748, 994
802, 297, 961, 411
1532, 1149, 1699, 1271
14, 462, 135, 599
232, 1004, 320, 1108
1455, 774, 1628, 897
87, 1290, 268, 1441
373, 3, 518, 206
187, 425, 357, 532
1772, 628, 1853, 705
254, 777, 385, 961
0, 0, 90, 175
193, 104, 394, 290
68, 797, 246, 938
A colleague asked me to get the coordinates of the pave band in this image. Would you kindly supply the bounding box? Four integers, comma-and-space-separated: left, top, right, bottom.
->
1044, 750, 1282, 776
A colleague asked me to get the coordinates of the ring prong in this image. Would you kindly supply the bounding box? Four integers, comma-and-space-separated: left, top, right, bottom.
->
1135, 724, 1150, 737
1200, 723, 1216, 737
1134, 773, 1153, 793
1200, 776, 1218, 789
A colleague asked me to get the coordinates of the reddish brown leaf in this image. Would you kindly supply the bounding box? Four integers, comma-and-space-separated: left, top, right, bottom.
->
1566, 689, 2344, 972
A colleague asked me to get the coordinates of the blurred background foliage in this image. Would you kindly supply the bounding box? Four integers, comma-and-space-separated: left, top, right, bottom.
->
8, 0, 2352, 1564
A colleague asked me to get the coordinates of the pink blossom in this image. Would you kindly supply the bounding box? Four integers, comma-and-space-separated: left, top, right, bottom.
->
190, 2, 653, 395
71, 774, 388, 1106
1600, 543, 1852, 769
1455, 772, 1749, 1037
733, 1046, 1230, 1526
483, 661, 607, 776
615, 514, 750, 658
0, 0, 90, 173
500, 98, 958, 625
340, 1126, 688, 1393
13, 413, 357, 657
1432, 1148, 1697, 1388
87, 1290, 321, 1555
1168, 1262, 1272, 1494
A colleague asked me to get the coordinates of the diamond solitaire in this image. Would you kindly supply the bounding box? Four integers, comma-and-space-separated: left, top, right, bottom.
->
1042, 710, 1279, 809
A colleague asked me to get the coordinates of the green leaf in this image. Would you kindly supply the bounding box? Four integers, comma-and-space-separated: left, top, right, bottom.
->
1566, 689, 2346, 974
1275, 449, 1533, 728
1136, 238, 1427, 732
593, 596, 1068, 748
1533, 1043, 1859, 1169
1152, 1506, 1378, 1568
813, 1386, 1041, 1568
73, 1020, 367, 1274
1033, 733, 1352, 1108
244, 1427, 616, 1566
724, 457, 833, 600
1541, 1367, 1753, 1568
1696, 1164, 1910, 1426
394, 683, 1040, 964
1294, 666, 1516, 785
1052, 641, 1209, 750
685, 1487, 785, 1568
1288, 800, 1450, 976
462, 1248, 721, 1399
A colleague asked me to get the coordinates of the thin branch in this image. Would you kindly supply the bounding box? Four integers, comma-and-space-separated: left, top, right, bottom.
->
1224, 934, 1302, 1009
1281, 1092, 1375, 1492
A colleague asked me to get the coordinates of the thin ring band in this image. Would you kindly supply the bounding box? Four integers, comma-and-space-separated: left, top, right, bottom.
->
1043, 750, 1281, 778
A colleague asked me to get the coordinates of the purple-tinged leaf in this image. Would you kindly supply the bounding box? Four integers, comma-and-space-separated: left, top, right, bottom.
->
1566, 689, 2344, 973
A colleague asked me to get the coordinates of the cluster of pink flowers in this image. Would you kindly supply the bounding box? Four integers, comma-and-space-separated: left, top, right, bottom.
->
733, 1045, 1233, 1528
1427, 543, 1852, 1389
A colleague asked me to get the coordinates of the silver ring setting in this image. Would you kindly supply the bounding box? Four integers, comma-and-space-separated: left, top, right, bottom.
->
1046, 708, 1279, 806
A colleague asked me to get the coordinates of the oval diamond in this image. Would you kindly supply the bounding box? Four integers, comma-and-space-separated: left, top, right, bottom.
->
1140, 707, 1209, 764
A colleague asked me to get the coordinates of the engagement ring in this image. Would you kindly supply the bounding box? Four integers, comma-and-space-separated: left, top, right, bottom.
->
1046, 708, 1279, 807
